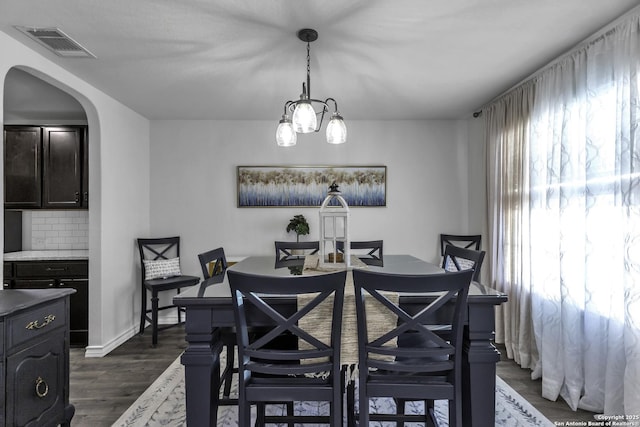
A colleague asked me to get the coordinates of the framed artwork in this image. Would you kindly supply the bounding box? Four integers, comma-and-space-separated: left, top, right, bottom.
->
237, 166, 387, 207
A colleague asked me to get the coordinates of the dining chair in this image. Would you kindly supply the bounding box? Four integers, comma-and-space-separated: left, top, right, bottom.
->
336, 240, 383, 265
197, 247, 236, 404
353, 268, 473, 427
439, 233, 481, 256
227, 269, 346, 427
274, 240, 319, 261
137, 237, 200, 346
442, 244, 486, 282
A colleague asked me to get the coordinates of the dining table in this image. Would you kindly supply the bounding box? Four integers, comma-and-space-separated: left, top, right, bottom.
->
173, 254, 508, 427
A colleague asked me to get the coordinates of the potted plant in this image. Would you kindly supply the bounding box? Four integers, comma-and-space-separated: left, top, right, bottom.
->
286, 214, 310, 242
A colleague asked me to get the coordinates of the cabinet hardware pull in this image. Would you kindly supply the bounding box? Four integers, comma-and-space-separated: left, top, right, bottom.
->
84, 192, 88, 202
25, 314, 56, 330
75, 191, 80, 202
35, 377, 49, 398
46, 267, 66, 271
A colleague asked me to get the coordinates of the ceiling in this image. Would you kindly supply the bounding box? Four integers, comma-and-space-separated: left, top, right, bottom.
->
2, 0, 639, 121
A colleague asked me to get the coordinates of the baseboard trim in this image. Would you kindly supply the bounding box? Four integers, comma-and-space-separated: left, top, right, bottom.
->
84, 325, 138, 358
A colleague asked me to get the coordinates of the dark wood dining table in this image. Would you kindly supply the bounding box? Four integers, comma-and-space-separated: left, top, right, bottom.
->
173, 254, 507, 427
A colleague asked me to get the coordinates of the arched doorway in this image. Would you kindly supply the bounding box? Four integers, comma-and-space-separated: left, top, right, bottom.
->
3, 67, 90, 347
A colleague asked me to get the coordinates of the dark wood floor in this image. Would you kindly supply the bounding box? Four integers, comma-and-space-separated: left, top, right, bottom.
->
69, 326, 187, 426
69, 327, 597, 426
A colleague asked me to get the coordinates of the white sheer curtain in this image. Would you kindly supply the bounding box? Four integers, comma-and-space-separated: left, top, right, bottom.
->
486, 12, 640, 415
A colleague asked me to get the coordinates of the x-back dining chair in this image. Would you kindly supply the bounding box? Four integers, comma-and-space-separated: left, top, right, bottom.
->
197, 247, 236, 404
439, 233, 481, 256
227, 269, 346, 427
442, 244, 486, 282
137, 236, 199, 346
274, 240, 320, 262
353, 268, 473, 427
336, 240, 384, 265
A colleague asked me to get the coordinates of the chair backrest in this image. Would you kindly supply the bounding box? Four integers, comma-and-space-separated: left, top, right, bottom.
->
442, 244, 485, 282
274, 241, 320, 261
353, 269, 472, 378
137, 237, 182, 282
197, 247, 228, 279
439, 234, 481, 256
227, 269, 346, 378
336, 240, 383, 265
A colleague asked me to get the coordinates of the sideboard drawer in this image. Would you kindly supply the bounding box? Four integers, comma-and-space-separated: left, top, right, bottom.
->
7, 300, 67, 349
15, 261, 88, 278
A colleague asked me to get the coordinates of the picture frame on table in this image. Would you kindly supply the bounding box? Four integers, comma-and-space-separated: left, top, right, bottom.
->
237, 165, 387, 208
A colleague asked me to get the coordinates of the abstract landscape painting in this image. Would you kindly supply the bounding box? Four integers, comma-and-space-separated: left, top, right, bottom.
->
237, 166, 386, 207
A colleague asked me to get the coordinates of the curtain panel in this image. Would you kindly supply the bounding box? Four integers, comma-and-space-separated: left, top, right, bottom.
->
486, 13, 640, 415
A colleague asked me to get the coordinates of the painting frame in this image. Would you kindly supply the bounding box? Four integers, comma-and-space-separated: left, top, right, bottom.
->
237, 165, 387, 208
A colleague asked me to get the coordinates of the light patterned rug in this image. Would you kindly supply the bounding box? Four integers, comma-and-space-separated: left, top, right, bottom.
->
113, 351, 555, 427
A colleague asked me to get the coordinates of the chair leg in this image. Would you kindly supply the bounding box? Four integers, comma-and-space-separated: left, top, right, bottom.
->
177, 288, 182, 324
139, 287, 147, 335
151, 291, 159, 346
347, 378, 355, 427
396, 398, 406, 427
239, 401, 251, 427
256, 403, 265, 427
223, 344, 234, 398
359, 392, 369, 426
427, 399, 437, 427
286, 402, 294, 427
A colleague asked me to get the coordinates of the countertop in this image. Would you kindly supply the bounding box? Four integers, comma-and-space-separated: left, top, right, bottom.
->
3, 250, 89, 261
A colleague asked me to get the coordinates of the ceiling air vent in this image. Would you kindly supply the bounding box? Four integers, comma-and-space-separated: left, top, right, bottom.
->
15, 26, 96, 58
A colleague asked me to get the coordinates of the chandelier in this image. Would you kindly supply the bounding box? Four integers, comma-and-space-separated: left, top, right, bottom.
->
276, 29, 347, 147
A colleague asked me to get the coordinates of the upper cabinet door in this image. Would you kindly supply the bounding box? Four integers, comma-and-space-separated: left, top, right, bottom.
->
42, 127, 83, 208
4, 126, 42, 208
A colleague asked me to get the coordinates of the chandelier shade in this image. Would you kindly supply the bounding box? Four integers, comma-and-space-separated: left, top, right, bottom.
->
276, 114, 297, 147
292, 98, 317, 133
326, 112, 347, 145
276, 29, 346, 147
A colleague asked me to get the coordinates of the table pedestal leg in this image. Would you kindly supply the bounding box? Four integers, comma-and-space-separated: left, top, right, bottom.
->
180, 308, 222, 427
462, 304, 502, 427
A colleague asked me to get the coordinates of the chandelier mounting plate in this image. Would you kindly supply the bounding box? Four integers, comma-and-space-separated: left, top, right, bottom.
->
297, 28, 318, 43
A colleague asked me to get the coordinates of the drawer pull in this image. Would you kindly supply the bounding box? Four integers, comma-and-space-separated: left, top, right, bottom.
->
35, 377, 49, 398
25, 314, 56, 330
46, 267, 67, 271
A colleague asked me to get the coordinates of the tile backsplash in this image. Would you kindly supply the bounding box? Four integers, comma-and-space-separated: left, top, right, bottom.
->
27, 211, 89, 250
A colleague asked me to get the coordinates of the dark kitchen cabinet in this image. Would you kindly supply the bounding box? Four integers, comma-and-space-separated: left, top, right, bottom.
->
42, 127, 83, 208
4, 260, 89, 347
3, 126, 42, 208
3, 125, 88, 209
0, 288, 75, 427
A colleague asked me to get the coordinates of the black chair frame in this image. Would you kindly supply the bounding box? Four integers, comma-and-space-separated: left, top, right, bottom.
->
197, 247, 237, 405
275, 240, 320, 262
228, 269, 346, 427
353, 268, 473, 427
439, 233, 481, 256
336, 240, 383, 265
137, 237, 199, 346
442, 244, 486, 282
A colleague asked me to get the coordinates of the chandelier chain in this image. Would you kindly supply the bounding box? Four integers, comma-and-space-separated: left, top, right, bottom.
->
306, 41, 311, 98
306, 41, 311, 78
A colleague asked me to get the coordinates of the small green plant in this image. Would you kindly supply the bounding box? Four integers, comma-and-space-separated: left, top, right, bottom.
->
286, 214, 310, 242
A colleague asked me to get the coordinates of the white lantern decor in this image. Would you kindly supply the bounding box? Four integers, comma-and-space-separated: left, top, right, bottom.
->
319, 182, 351, 267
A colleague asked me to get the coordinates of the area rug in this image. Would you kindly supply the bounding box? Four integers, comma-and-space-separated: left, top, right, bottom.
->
113, 352, 555, 427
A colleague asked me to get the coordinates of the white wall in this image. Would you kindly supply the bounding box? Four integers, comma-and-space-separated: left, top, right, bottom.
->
0, 31, 151, 356
149, 119, 473, 275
